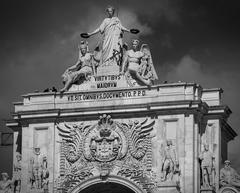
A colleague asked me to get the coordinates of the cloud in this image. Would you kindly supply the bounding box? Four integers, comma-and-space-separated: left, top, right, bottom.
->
119, 9, 153, 36
165, 55, 203, 82
119, 0, 181, 24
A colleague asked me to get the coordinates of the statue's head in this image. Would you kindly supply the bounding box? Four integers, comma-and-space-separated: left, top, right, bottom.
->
34, 147, 40, 155
42, 156, 48, 168
132, 39, 140, 50
79, 41, 87, 55
166, 139, 172, 146
224, 160, 231, 169
16, 152, 21, 161
1, 173, 9, 181
204, 144, 209, 151
106, 5, 115, 18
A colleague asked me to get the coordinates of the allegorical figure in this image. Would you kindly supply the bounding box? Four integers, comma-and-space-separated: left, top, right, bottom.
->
41, 157, 49, 193
122, 39, 157, 86
29, 147, 42, 189
61, 41, 94, 92
0, 173, 13, 193
220, 160, 240, 188
161, 140, 177, 181
138, 44, 158, 82
86, 5, 131, 64
13, 153, 21, 193
199, 144, 215, 188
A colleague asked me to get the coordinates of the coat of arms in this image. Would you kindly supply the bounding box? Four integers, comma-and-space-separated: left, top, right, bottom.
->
89, 114, 121, 162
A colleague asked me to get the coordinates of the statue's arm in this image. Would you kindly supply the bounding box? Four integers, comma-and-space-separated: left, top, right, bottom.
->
67, 61, 81, 72
199, 151, 203, 160
90, 54, 97, 76
66, 51, 82, 72
121, 25, 130, 33
88, 28, 100, 36
233, 169, 240, 180
220, 170, 228, 184
121, 52, 129, 74
173, 149, 177, 163
88, 19, 106, 36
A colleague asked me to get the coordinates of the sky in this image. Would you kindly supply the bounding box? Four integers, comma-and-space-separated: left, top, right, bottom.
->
0, 0, 240, 170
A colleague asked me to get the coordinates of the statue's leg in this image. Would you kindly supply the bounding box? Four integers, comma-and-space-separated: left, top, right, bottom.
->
60, 70, 83, 93
203, 167, 210, 187
211, 168, 216, 186
60, 79, 72, 93
169, 161, 174, 180
207, 167, 212, 186
161, 162, 167, 181
129, 69, 151, 86
161, 160, 169, 181
15, 180, 21, 193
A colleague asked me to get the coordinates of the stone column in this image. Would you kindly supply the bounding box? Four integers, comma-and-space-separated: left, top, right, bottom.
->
183, 114, 195, 193
21, 125, 33, 193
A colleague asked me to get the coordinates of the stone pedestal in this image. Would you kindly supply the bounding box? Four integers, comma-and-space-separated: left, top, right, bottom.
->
97, 60, 120, 75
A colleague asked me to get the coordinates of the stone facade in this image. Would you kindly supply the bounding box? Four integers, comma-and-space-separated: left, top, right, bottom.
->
4, 6, 238, 192
6, 82, 237, 193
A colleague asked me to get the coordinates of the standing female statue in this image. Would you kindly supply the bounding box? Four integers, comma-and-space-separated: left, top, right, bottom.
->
83, 6, 139, 65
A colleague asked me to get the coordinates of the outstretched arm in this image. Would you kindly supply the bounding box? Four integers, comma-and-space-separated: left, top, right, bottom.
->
121, 25, 130, 33
88, 28, 100, 37
88, 19, 106, 36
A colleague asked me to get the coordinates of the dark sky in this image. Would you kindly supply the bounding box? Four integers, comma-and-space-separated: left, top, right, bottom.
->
1, 0, 240, 169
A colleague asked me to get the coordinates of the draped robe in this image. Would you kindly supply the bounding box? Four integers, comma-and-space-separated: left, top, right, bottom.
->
99, 17, 124, 63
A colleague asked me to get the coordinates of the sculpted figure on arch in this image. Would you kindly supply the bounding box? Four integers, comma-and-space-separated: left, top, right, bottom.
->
13, 153, 22, 193
84, 5, 139, 65
121, 39, 158, 86
0, 173, 13, 193
161, 139, 178, 181
199, 144, 215, 188
61, 41, 95, 92
220, 160, 240, 189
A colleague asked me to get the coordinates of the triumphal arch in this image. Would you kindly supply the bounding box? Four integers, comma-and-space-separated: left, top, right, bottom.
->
6, 5, 239, 193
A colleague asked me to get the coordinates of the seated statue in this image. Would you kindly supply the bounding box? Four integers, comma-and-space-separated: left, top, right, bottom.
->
139, 44, 158, 82
0, 173, 13, 193
60, 41, 95, 92
220, 160, 240, 189
121, 39, 158, 86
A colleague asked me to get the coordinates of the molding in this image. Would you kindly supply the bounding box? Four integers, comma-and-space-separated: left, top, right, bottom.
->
69, 175, 146, 193
8, 100, 210, 125
221, 119, 237, 142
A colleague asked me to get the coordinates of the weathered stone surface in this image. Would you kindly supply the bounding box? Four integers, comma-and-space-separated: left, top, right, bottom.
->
6, 83, 237, 193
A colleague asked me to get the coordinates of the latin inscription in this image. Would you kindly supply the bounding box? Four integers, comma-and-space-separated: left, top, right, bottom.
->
67, 90, 146, 101
94, 75, 121, 81
94, 75, 121, 88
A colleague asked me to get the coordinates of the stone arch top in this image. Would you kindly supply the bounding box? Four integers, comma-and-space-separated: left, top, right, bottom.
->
219, 186, 240, 193
69, 175, 146, 193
